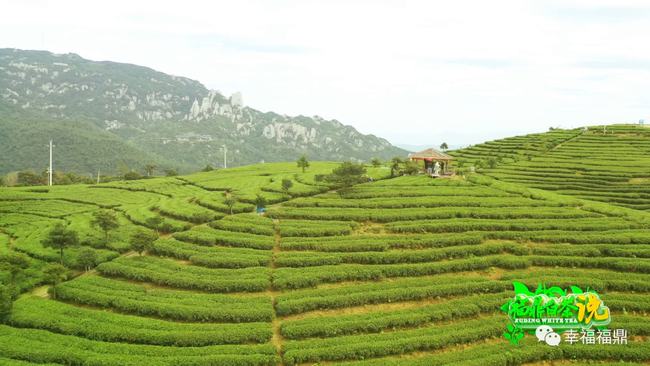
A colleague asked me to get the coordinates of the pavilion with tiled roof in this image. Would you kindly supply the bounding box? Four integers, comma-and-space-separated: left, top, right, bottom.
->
408, 148, 454, 176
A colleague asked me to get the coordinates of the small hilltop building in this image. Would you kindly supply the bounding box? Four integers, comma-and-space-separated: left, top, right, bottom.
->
408, 148, 454, 177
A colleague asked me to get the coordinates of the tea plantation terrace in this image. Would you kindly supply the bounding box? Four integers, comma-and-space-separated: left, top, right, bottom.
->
0, 157, 649, 364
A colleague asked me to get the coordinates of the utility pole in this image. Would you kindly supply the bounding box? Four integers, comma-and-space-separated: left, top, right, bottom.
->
48, 140, 54, 186
97, 169, 101, 184
222, 145, 227, 169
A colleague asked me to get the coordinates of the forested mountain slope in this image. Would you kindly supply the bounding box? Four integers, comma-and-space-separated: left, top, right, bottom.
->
0, 48, 406, 174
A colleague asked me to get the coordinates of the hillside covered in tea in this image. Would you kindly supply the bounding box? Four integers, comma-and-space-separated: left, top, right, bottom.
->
0, 125, 649, 365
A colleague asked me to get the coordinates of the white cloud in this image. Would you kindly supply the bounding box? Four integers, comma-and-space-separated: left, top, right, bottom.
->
1, 0, 649, 146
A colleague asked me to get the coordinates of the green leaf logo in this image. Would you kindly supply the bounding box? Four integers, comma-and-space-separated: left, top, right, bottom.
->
512, 281, 533, 296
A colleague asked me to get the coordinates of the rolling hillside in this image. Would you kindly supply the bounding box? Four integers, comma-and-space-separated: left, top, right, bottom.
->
452, 124, 650, 211
0, 135, 649, 364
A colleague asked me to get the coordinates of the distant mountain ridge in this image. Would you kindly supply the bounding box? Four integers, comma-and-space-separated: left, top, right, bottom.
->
0, 48, 406, 174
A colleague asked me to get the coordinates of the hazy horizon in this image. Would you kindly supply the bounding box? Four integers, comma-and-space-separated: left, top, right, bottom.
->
2, 0, 648, 147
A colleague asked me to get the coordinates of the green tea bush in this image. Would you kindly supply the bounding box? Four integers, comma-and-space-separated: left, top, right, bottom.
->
386, 217, 639, 233
275, 242, 525, 267
281, 292, 508, 339
55, 276, 274, 322
0, 324, 280, 366
275, 276, 509, 315
268, 206, 599, 223
279, 219, 358, 237
9, 296, 272, 346
173, 226, 274, 250
151, 238, 272, 268
282, 315, 503, 365
97, 256, 270, 292
272, 255, 529, 289
209, 214, 275, 236
154, 198, 222, 223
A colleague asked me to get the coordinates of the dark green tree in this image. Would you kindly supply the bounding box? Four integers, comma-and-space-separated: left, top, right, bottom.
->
440, 142, 449, 151
144, 164, 157, 177
145, 216, 163, 232
165, 169, 178, 177
43, 263, 68, 299
91, 210, 119, 243
124, 171, 142, 180
223, 197, 236, 214
222, 192, 237, 215
296, 155, 310, 173
325, 162, 367, 192
17, 171, 45, 186
76, 247, 97, 272
371, 158, 382, 168
202, 164, 214, 172
130, 229, 157, 256
390, 157, 403, 177
281, 179, 293, 195
0, 252, 30, 285
402, 160, 420, 175
487, 157, 498, 169
42, 223, 79, 264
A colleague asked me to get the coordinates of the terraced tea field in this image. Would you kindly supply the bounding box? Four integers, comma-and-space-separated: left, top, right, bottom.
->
1, 144, 650, 364
453, 124, 650, 211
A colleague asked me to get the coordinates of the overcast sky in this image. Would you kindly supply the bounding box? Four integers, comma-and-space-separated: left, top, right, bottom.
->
1, 0, 649, 147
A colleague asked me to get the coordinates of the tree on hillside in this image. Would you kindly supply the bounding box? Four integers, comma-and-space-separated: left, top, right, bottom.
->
0, 252, 30, 288
145, 216, 164, 232
76, 248, 97, 272
144, 164, 157, 177
281, 179, 293, 195
0, 252, 30, 309
17, 171, 45, 186
325, 162, 367, 193
456, 160, 466, 175
42, 263, 68, 299
124, 171, 142, 180
440, 142, 449, 151
202, 164, 214, 172
130, 229, 157, 256
371, 158, 382, 168
91, 210, 119, 243
487, 157, 498, 169
42, 223, 79, 264
165, 169, 178, 177
390, 157, 403, 177
402, 160, 420, 175
296, 155, 310, 173
223, 192, 237, 215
